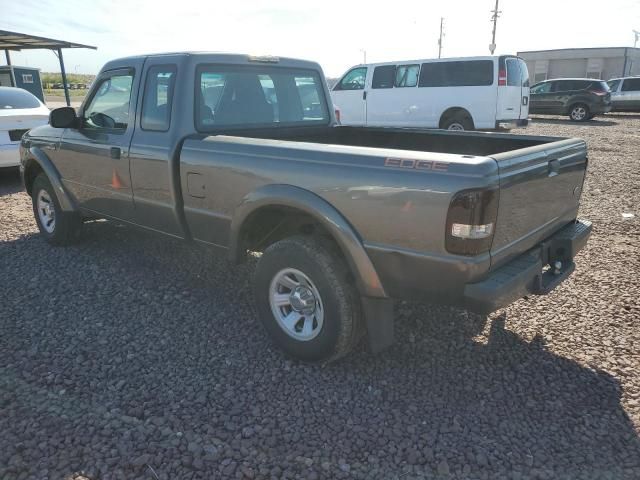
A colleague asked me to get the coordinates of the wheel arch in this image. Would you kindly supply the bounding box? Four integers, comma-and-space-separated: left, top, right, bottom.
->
439, 107, 475, 129
229, 184, 387, 298
23, 147, 77, 212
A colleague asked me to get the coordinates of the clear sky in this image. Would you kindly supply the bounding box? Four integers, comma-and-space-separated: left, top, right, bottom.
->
1, 0, 639, 77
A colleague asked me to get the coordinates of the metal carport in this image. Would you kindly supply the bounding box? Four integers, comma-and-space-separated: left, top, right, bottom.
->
0, 29, 97, 107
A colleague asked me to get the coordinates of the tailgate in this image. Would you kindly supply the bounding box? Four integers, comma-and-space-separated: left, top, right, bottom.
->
490, 138, 588, 268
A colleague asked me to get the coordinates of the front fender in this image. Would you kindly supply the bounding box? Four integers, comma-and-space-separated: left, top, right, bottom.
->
23, 146, 77, 213
230, 184, 387, 299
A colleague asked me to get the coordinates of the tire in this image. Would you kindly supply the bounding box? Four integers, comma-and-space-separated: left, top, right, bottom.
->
31, 173, 81, 245
254, 235, 363, 362
569, 103, 590, 122
441, 113, 474, 131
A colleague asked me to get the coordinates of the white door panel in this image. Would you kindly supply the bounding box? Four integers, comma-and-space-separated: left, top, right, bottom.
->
331, 90, 366, 125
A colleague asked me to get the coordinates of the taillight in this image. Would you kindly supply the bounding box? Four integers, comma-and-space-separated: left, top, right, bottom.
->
334, 108, 341, 124
589, 89, 607, 96
445, 188, 499, 256
498, 69, 507, 86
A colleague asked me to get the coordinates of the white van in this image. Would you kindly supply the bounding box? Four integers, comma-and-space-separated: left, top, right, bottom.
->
331, 55, 530, 130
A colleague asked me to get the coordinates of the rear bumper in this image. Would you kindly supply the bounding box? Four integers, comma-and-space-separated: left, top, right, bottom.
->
0, 143, 20, 168
495, 118, 529, 130
463, 219, 592, 313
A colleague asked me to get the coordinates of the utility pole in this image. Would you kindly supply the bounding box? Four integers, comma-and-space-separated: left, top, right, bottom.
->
489, 0, 500, 55
360, 49, 367, 64
438, 17, 444, 59
634, 30, 639, 48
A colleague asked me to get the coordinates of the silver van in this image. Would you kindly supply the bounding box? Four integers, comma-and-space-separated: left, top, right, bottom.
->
607, 76, 640, 112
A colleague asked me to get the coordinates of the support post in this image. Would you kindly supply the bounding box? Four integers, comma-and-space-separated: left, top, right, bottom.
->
57, 48, 71, 107
5, 49, 17, 87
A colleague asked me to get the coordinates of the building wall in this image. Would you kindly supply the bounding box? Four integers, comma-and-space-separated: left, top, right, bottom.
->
519, 48, 640, 83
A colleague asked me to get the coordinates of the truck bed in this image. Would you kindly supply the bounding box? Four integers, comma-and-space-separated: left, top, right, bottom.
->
212, 125, 557, 157
181, 125, 587, 301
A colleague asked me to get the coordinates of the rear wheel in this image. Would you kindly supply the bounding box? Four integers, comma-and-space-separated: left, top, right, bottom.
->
442, 113, 474, 131
254, 235, 363, 362
31, 173, 81, 245
569, 103, 590, 122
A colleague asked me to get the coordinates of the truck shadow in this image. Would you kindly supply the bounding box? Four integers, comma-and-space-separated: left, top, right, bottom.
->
605, 113, 640, 120
3, 219, 639, 479
530, 116, 617, 127
0, 168, 22, 196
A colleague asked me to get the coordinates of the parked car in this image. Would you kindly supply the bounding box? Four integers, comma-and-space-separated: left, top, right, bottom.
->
607, 76, 640, 112
529, 78, 611, 121
0, 87, 50, 169
331, 55, 530, 131
20, 53, 591, 362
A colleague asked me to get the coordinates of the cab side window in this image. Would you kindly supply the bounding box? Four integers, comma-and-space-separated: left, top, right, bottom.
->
334, 67, 367, 91
83, 73, 133, 130
141, 65, 177, 131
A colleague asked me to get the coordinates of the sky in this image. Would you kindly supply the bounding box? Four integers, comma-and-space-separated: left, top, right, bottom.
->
1, 0, 639, 78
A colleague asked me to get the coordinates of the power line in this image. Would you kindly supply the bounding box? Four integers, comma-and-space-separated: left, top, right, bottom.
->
489, 0, 501, 55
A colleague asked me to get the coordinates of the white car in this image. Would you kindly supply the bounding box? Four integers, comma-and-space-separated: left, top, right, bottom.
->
0, 87, 50, 168
331, 55, 530, 131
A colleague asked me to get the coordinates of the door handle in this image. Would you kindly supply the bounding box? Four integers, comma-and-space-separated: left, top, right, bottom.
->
110, 147, 121, 159
363, 90, 367, 100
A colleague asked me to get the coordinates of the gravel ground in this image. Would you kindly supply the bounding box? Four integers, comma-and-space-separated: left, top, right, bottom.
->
1, 114, 639, 480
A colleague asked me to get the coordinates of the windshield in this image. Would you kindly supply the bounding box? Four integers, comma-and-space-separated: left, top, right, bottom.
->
196, 65, 329, 130
0, 88, 41, 109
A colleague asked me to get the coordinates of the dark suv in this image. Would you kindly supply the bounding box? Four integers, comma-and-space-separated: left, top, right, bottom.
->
529, 78, 611, 121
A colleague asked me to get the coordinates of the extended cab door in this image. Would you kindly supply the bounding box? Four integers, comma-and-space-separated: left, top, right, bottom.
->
56, 62, 142, 221
330, 67, 367, 125
128, 57, 184, 237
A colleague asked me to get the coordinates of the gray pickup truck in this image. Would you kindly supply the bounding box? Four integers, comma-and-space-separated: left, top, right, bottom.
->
20, 53, 591, 362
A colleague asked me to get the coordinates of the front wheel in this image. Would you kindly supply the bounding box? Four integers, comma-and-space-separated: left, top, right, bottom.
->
31, 173, 81, 245
569, 104, 590, 122
254, 235, 363, 362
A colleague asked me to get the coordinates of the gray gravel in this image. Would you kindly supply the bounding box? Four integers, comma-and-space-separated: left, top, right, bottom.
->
1, 114, 640, 480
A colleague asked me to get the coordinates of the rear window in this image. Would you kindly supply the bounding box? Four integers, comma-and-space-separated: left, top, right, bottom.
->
506, 59, 520, 87
0, 88, 41, 109
591, 81, 610, 92
196, 65, 329, 130
141, 65, 177, 131
419, 60, 494, 87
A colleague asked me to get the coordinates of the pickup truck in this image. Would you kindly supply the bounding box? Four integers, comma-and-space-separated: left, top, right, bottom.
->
20, 53, 592, 362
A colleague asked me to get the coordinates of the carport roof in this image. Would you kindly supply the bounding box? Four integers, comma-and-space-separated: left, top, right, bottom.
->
0, 29, 96, 51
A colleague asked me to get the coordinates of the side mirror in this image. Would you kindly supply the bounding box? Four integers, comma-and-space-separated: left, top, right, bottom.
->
49, 107, 78, 129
